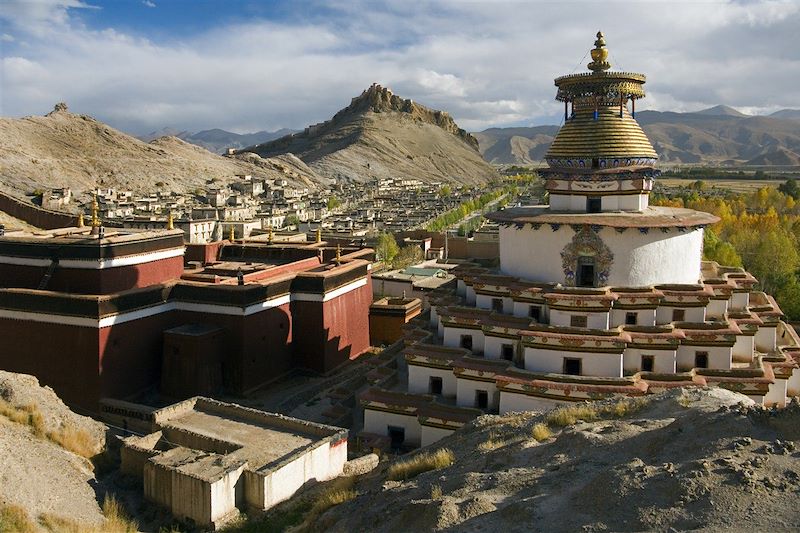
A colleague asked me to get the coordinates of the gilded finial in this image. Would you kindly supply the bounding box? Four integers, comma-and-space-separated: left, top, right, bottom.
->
588, 31, 611, 72
268, 225, 274, 244
77, 212, 84, 228
335, 244, 341, 264
229, 226, 235, 241
315, 227, 322, 243
91, 193, 100, 228
166, 211, 174, 230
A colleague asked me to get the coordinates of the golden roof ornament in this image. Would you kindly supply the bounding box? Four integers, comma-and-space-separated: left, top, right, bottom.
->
587, 31, 611, 72
229, 226, 235, 241
316, 227, 322, 243
335, 244, 341, 264
91, 193, 100, 228
77, 212, 84, 228
166, 211, 174, 230
268, 225, 274, 244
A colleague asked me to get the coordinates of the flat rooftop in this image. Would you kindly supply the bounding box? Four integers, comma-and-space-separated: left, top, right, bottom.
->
486, 206, 720, 228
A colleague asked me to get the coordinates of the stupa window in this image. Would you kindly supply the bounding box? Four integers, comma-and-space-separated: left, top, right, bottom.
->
460, 335, 473, 350
564, 358, 582, 375
529, 306, 541, 321
501, 343, 514, 361
625, 312, 638, 325
695, 351, 709, 369
475, 390, 489, 409
577, 257, 596, 287
672, 309, 686, 322
429, 376, 443, 395
570, 315, 588, 328
491, 298, 503, 312
587, 197, 602, 213
641, 355, 654, 372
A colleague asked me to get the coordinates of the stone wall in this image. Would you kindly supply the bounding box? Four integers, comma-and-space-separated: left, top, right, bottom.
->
0, 191, 77, 230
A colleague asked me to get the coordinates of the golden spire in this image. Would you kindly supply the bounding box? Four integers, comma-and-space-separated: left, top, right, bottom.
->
268, 225, 274, 244
587, 31, 611, 72
77, 212, 84, 228
91, 193, 100, 228
229, 226, 235, 241
166, 211, 174, 230
335, 244, 341, 264
315, 227, 322, 243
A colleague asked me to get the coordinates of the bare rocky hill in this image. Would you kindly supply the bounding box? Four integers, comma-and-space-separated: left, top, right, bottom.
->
237, 84, 498, 185
476, 106, 800, 166
306, 388, 800, 532
0, 103, 327, 199
0, 371, 107, 528
139, 127, 298, 155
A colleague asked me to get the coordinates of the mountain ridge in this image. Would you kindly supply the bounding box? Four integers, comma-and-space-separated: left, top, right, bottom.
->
475, 106, 800, 165
237, 84, 497, 185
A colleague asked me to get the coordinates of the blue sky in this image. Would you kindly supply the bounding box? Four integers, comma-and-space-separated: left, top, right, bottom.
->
1, 1, 798, 135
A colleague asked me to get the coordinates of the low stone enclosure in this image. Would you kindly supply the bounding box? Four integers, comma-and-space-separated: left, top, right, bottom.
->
121, 397, 348, 529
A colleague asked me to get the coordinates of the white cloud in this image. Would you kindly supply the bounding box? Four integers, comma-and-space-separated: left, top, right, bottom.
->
142, 0, 156, 7
0, 0, 798, 134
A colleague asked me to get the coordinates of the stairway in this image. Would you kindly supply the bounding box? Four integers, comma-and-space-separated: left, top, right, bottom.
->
37, 259, 58, 290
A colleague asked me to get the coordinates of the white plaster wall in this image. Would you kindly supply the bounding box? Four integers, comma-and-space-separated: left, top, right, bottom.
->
408, 365, 457, 398
456, 279, 467, 297
787, 368, 800, 397
610, 308, 656, 328
499, 225, 703, 287
676, 345, 731, 371
622, 348, 676, 374
363, 409, 421, 446
707, 299, 728, 319
765, 378, 787, 407
443, 326, 485, 355
655, 306, 706, 325
732, 335, 755, 362
523, 347, 623, 377
420, 426, 455, 448
549, 309, 609, 329
430, 306, 439, 328
499, 391, 567, 414
456, 378, 499, 411
209, 465, 246, 524
484, 336, 517, 360
170, 469, 214, 527
730, 292, 749, 311
512, 301, 544, 321
475, 294, 514, 314
755, 326, 777, 353
466, 286, 476, 305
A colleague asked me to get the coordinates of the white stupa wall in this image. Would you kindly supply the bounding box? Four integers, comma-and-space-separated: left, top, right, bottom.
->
499, 225, 703, 287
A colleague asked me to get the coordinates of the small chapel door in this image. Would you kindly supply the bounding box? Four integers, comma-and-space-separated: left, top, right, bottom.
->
577, 256, 596, 287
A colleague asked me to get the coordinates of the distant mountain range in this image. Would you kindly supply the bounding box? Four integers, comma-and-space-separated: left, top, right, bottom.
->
0, 103, 325, 198
235, 84, 497, 185
474, 106, 800, 166
139, 128, 297, 155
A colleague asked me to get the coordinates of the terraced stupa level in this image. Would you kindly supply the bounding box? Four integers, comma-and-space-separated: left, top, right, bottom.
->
358, 32, 800, 451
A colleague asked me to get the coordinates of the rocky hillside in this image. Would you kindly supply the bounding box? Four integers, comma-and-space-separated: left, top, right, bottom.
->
0, 103, 327, 199
237, 84, 498, 185
305, 388, 800, 531
0, 371, 107, 528
476, 106, 800, 166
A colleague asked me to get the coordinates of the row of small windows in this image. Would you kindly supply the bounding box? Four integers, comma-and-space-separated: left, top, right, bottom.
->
488, 304, 688, 326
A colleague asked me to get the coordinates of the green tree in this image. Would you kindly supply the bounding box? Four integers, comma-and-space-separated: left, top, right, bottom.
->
327, 196, 342, 210
375, 232, 399, 263
392, 245, 424, 269
778, 178, 799, 200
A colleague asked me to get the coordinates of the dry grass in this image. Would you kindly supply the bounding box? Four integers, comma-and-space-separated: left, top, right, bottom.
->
387, 448, 455, 481
47, 425, 96, 459
294, 476, 357, 532
677, 395, 693, 408
0, 399, 45, 437
545, 398, 649, 428
39, 495, 137, 533
0, 398, 96, 459
531, 423, 552, 442
0, 503, 37, 533
430, 484, 443, 500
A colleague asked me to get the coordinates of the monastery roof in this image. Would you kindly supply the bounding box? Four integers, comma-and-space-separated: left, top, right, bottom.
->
486, 206, 720, 229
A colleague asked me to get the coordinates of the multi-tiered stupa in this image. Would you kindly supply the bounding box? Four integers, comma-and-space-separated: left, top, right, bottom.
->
491, 31, 718, 287
358, 33, 799, 451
